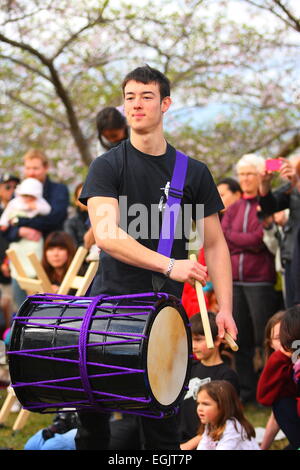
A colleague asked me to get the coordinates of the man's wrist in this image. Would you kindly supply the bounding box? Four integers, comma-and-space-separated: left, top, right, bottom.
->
165, 258, 175, 277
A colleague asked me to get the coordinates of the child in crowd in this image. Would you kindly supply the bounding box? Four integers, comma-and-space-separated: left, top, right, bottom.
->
0, 178, 51, 278
257, 306, 300, 450
179, 312, 239, 449
260, 311, 285, 449
194, 381, 260, 450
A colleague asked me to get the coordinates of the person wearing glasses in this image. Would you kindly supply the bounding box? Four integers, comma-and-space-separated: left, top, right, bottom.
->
221, 153, 278, 405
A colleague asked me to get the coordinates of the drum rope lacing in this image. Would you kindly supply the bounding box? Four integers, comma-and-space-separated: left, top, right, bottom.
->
9, 291, 184, 418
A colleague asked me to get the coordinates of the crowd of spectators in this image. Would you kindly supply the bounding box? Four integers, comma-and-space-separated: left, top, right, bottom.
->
0, 110, 299, 450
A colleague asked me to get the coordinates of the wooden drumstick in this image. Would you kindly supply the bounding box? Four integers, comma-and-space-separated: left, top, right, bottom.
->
189, 254, 239, 352
190, 254, 214, 349
224, 332, 239, 352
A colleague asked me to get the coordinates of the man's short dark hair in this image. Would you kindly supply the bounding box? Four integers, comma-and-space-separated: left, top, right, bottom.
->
122, 65, 171, 100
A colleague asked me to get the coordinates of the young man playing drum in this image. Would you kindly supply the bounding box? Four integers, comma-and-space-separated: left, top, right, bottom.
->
77, 65, 237, 450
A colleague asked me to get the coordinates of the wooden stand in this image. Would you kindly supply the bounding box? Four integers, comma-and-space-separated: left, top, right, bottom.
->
0, 387, 17, 426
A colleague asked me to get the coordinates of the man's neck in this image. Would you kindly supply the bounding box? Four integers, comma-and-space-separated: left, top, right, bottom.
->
130, 129, 167, 156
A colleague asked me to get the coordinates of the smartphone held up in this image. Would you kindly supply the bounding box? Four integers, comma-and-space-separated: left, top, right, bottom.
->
265, 159, 282, 172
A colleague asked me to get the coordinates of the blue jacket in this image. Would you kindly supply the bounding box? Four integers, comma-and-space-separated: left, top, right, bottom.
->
4, 177, 69, 242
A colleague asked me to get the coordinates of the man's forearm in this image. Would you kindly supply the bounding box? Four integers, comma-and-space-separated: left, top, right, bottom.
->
88, 196, 208, 286
95, 224, 170, 274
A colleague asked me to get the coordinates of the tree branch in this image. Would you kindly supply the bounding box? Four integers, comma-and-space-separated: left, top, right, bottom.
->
277, 131, 300, 158
0, 33, 52, 67
244, 0, 300, 32
273, 0, 300, 32
246, 127, 300, 156
7, 91, 69, 129
51, 15, 109, 60
1, 4, 52, 26
0, 32, 92, 165
0, 54, 51, 82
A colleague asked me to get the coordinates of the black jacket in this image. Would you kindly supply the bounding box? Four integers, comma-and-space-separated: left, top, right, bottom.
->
259, 183, 300, 264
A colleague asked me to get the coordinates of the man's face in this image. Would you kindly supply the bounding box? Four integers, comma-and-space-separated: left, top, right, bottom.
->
24, 158, 48, 183
123, 80, 171, 134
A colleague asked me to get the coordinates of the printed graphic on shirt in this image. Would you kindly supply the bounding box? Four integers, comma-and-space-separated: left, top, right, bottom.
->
158, 181, 170, 212
184, 376, 211, 400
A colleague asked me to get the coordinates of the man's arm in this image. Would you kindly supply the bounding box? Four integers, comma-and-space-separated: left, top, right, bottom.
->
200, 213, 237, 340
87, 196, 208, 286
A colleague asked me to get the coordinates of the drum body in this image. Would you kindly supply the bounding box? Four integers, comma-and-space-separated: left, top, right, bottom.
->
8, 292, 192, 417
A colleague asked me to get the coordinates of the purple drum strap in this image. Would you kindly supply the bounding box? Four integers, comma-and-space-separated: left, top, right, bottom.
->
157, 150, 188, 257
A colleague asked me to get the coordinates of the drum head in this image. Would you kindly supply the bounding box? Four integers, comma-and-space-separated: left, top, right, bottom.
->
146, 305, 189, 407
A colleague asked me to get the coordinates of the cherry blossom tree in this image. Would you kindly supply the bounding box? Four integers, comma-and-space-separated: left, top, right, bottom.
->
0, 0, 299, 181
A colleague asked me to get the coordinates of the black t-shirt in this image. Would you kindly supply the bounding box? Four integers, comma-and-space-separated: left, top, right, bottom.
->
80, 139, 223, 297
178, 360, 240, 442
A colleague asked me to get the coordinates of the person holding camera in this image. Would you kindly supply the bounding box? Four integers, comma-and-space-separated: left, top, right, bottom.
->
259, 155, 300, 308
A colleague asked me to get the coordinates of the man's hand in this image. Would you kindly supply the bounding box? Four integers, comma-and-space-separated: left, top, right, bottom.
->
169, 259, 208, 287
215, 310, 238, 340
19, 227, 42, 241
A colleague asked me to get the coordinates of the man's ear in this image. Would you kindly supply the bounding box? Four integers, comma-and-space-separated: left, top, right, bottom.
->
161, 96, 172, 113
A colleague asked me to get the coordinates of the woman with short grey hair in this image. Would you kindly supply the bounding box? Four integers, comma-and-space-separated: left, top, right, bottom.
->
221, 153, 278, 404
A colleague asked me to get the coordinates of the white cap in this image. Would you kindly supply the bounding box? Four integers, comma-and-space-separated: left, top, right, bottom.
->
15, 178, 43, 198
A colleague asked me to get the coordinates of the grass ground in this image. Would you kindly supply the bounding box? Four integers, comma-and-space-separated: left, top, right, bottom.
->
0, 388, 288, 451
